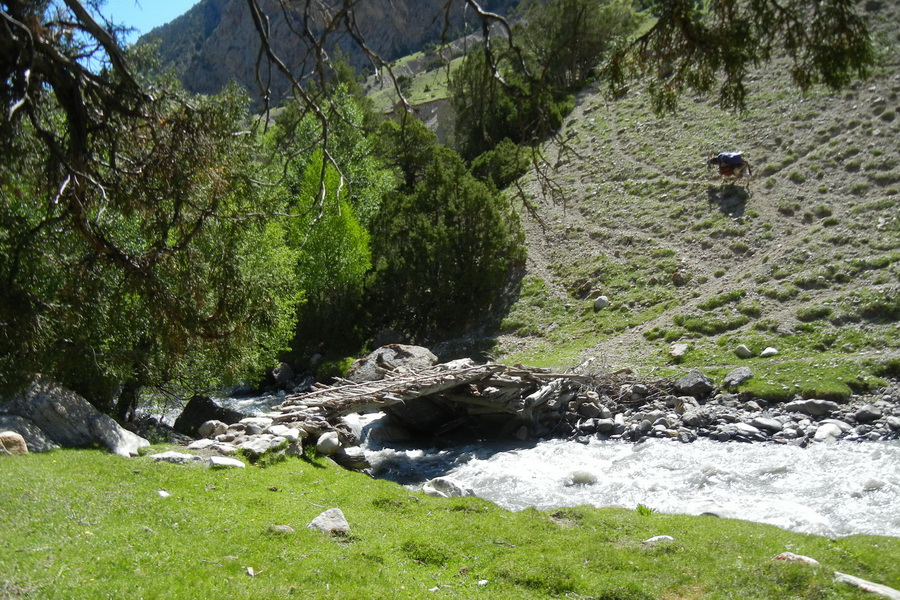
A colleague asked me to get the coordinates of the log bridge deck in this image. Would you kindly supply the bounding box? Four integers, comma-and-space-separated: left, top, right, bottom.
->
270, 360, 670, 440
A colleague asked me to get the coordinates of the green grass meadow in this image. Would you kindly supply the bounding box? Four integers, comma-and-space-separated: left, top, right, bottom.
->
2, 449, 899, 599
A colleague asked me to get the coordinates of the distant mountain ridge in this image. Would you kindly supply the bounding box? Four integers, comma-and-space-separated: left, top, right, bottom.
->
139, 0, 520, 105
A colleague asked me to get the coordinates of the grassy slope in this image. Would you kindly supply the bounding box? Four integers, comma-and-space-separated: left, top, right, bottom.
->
376, 5, 900, 398
2, 449, 899, 599
487, 3, 900, 396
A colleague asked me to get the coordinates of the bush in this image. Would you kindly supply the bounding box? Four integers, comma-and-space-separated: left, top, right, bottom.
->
370, 120, 525, 339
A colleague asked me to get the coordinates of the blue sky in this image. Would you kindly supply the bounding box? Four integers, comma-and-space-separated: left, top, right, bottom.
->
98, 0, 203, 44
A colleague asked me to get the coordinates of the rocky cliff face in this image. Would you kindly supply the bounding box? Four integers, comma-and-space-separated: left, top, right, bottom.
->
141, 0, 519, 105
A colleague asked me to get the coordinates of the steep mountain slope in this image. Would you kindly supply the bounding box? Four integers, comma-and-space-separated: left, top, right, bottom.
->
140, 0, 519, 105
489, 1, 900, 382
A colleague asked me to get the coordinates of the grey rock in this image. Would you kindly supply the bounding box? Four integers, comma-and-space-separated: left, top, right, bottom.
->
422, 477, 474, 498
814, 423, 843, 442
197, 420, 227, 439
751, 417, 783, 433
331, 447, 370, 471
733, 423, 762, 436
578, 402, 602, 419
149, 451, 203, 464
316, 431, 341, 455
675, 370, 715, 398
760, 347, 779, 357
207, 456, 245, 468
346, 344, 438, 383
593, 296, 609, 310
595, 418, 616, 434
240, 417, 274, 429
670, 343, 689, 358
819, 419, 852, 433
724, 367, 754, 388
885, 416, 900, 430
239, 435, 286, 456
735, 344, 753, 359
308, 508, 350, 535
272, 362, 295, 387
0, 415, 59, 452
783, 399, 841, 416
855, 405, 883, 423
4, 377, 149, 457
266, 424, 305, 442
174, 395, 244, 437
682, 408, 714, 428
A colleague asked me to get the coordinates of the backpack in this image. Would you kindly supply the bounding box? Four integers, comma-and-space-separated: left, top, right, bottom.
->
717, 152, 743, 166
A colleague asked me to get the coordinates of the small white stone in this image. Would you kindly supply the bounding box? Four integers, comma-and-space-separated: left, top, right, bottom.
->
206, 456, 245, 469
158, 490, 171, 498
760, 346, 779, 357
316, 431, 341, 455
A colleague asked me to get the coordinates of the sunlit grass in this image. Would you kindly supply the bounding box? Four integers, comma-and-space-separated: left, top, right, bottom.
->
2, 449, 899, 599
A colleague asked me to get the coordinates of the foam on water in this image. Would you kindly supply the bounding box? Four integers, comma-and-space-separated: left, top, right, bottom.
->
366, 436, 900, 538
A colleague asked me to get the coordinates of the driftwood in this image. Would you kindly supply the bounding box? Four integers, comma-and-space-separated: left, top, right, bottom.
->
273, 360, 671, 439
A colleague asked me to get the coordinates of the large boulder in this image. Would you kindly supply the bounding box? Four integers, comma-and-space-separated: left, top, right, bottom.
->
2, 377, 149, 457
173, 395, 244, 437
0, 415, 59, 452
675, 370, 715, 399
346, 344, 438, 383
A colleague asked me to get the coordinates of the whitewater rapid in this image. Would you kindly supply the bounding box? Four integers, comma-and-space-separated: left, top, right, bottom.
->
365, 435, 900, 538
207, 396, 900, 538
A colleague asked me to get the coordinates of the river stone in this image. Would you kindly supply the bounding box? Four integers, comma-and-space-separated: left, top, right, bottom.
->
750, 417, 783, 434
308, 508, 350, 535
272, 362, 295, 387
174, 395, 244, 437
149, 451, 202, 464
197, 420, 227, 439
675, 370, 715, 398
423, 477, 474, 498
819, 419, 852, 433
207, 456, 245, 469
240, 417, 274, 429
267, 424, 305, 442
783, 399, 841, 416
814, 423, 843, 442
735, 344, 753, 359
682, 408, 713, 428
733, 423, 762, 437
316, 431, 341, 455
595, 418, 616, 434
239, 434, 286, 456
855, 405, 883, 423
887, 416, 900, 430
724, 367, 754, 388
578, 402, 602, 418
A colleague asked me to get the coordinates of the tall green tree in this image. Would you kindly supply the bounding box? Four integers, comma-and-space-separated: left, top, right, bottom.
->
1, 1, 300, 414
370, 118, 526, 340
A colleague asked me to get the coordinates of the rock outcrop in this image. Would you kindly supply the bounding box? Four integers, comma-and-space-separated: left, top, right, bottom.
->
1, 377, 149, 457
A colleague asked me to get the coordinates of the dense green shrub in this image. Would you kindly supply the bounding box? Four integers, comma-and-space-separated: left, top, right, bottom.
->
370, 119, 525, 340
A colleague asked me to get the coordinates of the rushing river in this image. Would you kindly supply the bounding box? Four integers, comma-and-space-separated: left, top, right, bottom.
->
362, 429, 900, 539
213, 399, 900, 538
